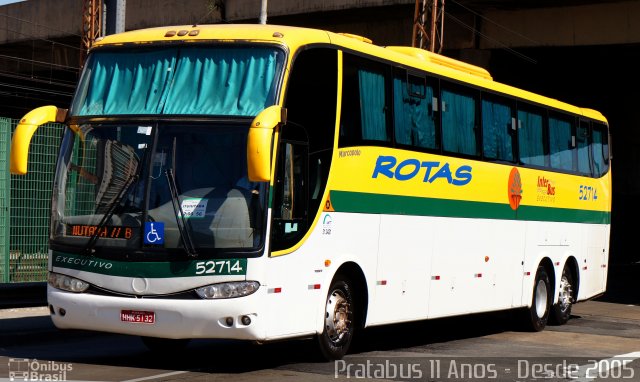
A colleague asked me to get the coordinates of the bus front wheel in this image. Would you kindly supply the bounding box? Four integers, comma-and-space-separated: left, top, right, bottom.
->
524, 266, 552, 332
317, 277, 355, 360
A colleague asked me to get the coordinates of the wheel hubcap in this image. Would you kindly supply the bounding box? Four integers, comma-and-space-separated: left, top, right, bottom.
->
325, 289, 352, 344
535, 280, 548, 318
558, 275, 573, 314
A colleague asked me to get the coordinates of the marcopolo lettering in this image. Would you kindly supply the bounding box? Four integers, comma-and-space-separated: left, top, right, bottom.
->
372, 155, 472, 186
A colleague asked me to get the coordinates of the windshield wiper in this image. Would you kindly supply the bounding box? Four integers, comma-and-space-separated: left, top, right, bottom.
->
85, 174, 138, 255
165, 168, 198, 257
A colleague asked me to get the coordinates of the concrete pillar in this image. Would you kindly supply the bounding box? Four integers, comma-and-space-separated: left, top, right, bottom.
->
105, 0, 126, 35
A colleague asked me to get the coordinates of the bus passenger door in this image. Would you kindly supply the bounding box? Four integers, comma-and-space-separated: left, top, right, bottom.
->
265, 134, 314, 337
263, 47, 338, 339
270, 137, 309, 250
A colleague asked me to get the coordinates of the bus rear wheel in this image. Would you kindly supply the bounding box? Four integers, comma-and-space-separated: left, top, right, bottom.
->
550, 266, 574, 325
523, 266, 552, 332
317, 277, 355, 360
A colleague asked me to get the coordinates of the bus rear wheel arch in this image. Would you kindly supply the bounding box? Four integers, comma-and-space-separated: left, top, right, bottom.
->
522, 264, 553, 332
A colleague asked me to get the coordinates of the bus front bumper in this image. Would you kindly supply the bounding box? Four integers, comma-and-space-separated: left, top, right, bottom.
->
47, 285, 265, 340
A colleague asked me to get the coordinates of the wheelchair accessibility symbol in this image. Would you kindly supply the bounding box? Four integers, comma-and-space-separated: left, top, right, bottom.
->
144, 222, 164, 245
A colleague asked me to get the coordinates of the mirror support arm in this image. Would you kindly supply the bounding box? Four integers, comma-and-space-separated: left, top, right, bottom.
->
10, 106, 67, 175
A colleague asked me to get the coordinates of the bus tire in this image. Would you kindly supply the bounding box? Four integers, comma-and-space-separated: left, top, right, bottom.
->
524, 266, 552, 332
140, 336, 190, 352
550, 266, 574, 325
317, 277, 355, 360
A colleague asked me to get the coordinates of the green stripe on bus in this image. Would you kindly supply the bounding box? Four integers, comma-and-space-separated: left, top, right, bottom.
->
52, 252, 247, 278
268, 185, 274, 208
329, 190, 610, 224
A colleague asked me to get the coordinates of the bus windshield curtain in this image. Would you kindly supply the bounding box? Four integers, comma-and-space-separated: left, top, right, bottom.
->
393, 77, 436, 149
518, 110, 545, 166
359, 69, 388, 141
441, 89, 476, 155
72, 47, 280, 117
482, 100, 513, 161
163, 48, 278, 115
549, 118, 573, 171
74, 49, 176, 115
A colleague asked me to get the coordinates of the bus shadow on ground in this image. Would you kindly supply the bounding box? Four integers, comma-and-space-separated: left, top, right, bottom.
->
1, 308, 526, 374
1, 261, 635, 375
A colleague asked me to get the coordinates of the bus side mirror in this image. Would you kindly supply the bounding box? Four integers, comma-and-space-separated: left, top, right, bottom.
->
247, 106, 286, 182
10, 106, 67, 175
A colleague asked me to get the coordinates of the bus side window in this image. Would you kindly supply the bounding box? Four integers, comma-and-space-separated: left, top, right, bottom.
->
517, 106, 546, 167
278, 47, 337, 252
481, 95, 515, 162
393, 70, 439, 150
549, 114, 575, 172
339, 54, 391, 146
271, 140, 309, 251
441, 84, 479, 157
284, 48, 337, 218
592, 123, 609, 177
576, 121, 591, 175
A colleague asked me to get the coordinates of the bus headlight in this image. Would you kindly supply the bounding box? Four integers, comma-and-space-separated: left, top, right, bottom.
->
195, 281, 260, 299
48, 272, 90, 293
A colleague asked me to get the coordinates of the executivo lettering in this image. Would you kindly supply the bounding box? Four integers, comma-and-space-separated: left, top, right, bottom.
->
54, 255, 113, 270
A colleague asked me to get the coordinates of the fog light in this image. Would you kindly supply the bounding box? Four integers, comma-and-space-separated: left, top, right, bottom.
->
225, 317, 233, 327
241, 315, 251, 326
59, 308, 66, 317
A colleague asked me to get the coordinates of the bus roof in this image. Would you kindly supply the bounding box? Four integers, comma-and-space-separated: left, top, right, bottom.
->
93, 24, 607, 124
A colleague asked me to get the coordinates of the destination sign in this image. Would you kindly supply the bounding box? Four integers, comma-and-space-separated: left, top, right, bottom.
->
68, 225, 134, 239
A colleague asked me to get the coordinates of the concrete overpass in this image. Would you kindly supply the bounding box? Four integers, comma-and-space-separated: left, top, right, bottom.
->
1, 0, 638, 103
0, 0, 639, 263
1, 0, 638, 116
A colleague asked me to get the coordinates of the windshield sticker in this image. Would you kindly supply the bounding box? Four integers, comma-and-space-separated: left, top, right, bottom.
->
137, 126, 152, 135
181, 198, 208, 219
144, 222, 165, 245
285, 222, 298, 233
68, 225, 134, 239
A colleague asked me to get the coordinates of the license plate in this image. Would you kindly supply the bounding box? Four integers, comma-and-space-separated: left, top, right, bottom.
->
120, 310, 155, 324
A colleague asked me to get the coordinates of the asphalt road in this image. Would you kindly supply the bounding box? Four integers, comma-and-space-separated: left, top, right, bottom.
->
0, 300, 638, 382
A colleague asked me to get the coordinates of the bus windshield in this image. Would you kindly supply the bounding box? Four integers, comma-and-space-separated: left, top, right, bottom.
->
70, 45, 285, 117
50, 122, 267, 257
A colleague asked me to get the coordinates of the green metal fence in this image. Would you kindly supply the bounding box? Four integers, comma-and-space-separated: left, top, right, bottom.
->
0, 118, 63, 283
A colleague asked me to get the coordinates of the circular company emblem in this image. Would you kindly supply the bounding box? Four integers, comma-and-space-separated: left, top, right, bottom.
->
508, 167, 523, 210
132, 277, 149, 294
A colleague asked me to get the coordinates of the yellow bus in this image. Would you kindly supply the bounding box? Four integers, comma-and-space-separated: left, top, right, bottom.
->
11, 24, 610, 360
